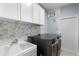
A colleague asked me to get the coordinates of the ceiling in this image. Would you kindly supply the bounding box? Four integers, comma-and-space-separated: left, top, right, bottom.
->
40, 3, 70, 11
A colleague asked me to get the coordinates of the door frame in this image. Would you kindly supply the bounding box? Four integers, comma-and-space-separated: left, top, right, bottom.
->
58, 15, 78, 55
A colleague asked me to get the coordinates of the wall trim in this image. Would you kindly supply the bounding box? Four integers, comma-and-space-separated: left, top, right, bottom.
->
58, 15, 79, 20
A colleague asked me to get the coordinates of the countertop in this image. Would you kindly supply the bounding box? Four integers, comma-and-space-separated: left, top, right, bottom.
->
30, 34, 61, 40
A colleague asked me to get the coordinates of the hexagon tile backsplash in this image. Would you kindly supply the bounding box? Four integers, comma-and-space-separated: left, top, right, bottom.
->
0, 20, 40, 46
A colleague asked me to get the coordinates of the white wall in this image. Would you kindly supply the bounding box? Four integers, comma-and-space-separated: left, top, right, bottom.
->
47, 16, 58, 34
47, 8, 61, 34
40, 9, 60, 34
61, 4, 79, 17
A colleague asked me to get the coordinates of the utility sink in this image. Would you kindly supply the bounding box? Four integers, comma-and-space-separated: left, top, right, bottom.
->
0, 42, 37, 56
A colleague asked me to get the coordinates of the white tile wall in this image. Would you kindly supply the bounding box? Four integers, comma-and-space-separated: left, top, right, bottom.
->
0, 20, 40, 46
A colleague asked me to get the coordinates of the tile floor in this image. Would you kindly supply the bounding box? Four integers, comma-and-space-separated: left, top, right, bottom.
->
60, 50, 77, 56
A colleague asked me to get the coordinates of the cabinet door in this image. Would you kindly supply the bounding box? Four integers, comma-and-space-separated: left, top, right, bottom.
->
32, 3, 40, 24
0, 3, 19, 20
39, 6, 45, 25
21, 3, 33, 22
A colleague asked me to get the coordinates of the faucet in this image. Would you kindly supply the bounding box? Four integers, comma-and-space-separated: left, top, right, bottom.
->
10, 39, 18, 47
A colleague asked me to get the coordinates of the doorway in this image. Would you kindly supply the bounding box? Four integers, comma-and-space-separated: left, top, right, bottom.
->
58, 16, 78, 55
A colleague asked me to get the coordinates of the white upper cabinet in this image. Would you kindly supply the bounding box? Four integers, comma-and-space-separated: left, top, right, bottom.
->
32, 3, 45, 25
21, 3, 33, 22
0, 3, 45, 25
39, 6, 45, 25
32, 3, 40, 24
0, 3, 19, 20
